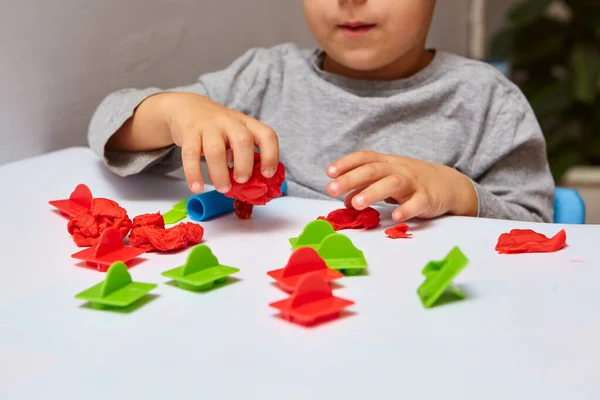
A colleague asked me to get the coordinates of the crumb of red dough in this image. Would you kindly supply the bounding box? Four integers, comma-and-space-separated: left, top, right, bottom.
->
385, 223, 412, 239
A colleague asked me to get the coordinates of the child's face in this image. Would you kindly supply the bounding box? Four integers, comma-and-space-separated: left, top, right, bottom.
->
303, 0, 436, 74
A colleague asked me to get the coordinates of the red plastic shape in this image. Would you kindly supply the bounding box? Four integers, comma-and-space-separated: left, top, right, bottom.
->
267, 247, 344, 292
71, 227, 145, 271
48, 184, 93, 217
269, 272, 354, 326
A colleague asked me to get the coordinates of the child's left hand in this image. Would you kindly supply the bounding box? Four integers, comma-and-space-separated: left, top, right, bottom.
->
326, 151, 478, 222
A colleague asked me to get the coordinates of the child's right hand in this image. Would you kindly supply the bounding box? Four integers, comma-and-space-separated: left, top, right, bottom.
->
161, 92, 280, 194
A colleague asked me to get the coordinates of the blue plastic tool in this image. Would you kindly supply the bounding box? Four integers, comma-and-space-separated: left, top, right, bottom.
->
187, 190, 235, 221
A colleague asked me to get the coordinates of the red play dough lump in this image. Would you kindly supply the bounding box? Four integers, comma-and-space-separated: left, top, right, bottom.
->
224, 153, 285, 219
67, 198, 132, 247
385, 224, 412, 239
129, 212, 204, 252
233, 199, 254, 220
495, 229, 567, 254
317, 207, 380, 230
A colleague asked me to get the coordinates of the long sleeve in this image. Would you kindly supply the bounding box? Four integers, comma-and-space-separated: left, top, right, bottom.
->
469, 89, 555, 222
87, 46, 280, 177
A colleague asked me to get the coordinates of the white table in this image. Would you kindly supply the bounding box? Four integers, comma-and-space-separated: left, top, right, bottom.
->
1, 147, 599, 400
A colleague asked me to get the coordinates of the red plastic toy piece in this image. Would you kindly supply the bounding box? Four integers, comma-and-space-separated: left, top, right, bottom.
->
267, 247, 344, 292
224, 153, 285, 219
317, 207, 380, 230
48, 184, 93, 217
495, 229, 567, 254
71, 227, 146, 272
67, 198, 132, 247
269, 272, 354, 326
385, 223, 412, 239
128, 212, 204, 252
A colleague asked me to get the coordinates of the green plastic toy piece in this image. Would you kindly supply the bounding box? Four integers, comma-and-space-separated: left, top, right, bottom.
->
417, 247, 468, 308
162, 244, 239, 291
163, 199, 189, 225
317, 234, 367, 276
288, 220, 337, 250
75, 262, 157, 309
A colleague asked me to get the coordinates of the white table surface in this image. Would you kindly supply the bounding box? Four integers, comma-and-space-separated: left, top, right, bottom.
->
1, 147, 599, 400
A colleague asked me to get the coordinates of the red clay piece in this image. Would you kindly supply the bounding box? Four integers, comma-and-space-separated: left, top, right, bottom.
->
48, 184, 93, 217
233, 199, 254, 219
317, 207, 380, 230
269, 272, 354, 326
128, 212, 204, 252
495, 229, 567, 254
267, 247, 344, 292
385, 223, 412, 239
71, 227, 146, 272
67, 198, 132, 247
224, 153, 285, 219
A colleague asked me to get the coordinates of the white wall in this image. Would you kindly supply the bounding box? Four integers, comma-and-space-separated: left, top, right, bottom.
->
0, 0, 470, 165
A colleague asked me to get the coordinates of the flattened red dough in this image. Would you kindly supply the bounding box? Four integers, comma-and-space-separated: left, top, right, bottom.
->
385, 223, 412, 239
67, 198, 132, 247
224, 153, 285, 206
495, 229, 567, 254
317, 207, 380, 230
129, 212, 204, 252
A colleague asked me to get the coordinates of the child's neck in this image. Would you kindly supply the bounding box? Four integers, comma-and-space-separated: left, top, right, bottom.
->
322, 47, 434, 81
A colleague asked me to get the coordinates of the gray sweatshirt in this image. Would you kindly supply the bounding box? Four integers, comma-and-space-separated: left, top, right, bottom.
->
89, 43, 555, 222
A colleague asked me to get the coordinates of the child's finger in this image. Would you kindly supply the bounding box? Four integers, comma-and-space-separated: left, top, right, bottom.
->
343, 188, 367, 209
327, 151, 388, 178
224, 120, 256, 184
392, 193, 429, 222
350, 175, 415, 210
202, 127, 231, 193
244, 118, 279, 178
327, 162, 391, 197
181, 133, 204, 193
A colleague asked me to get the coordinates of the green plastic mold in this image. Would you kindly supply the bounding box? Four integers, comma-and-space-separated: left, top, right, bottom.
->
162, 244, 239, 291
417, 246, 468, 308
75, 262, 157, 309
317, 234, 367, 276
289, 220, 336, 250
163, 199, 189, 225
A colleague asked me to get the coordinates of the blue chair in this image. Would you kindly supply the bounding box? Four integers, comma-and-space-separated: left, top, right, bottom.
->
554, 187, 586, 224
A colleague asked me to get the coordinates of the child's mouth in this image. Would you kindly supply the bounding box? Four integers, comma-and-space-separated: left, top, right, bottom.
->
338, 23, 376, 35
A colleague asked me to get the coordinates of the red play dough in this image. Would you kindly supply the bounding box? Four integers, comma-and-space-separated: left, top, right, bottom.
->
495, 229, 567, 254
233, 199, 254, 219
224, 153, 286, 206
385, 223, 412, 239
128, 212, 204, 252
67, 198, 132, 247
317, 207, 380, 230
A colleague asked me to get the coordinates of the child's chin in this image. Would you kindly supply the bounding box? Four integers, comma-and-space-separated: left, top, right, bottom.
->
336, 50, 392, 73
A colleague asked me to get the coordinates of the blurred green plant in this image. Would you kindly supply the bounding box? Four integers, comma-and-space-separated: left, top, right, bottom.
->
490, 0, 600, 180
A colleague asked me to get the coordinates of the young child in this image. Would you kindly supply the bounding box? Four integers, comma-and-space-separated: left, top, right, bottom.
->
89, 0, 555, 223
